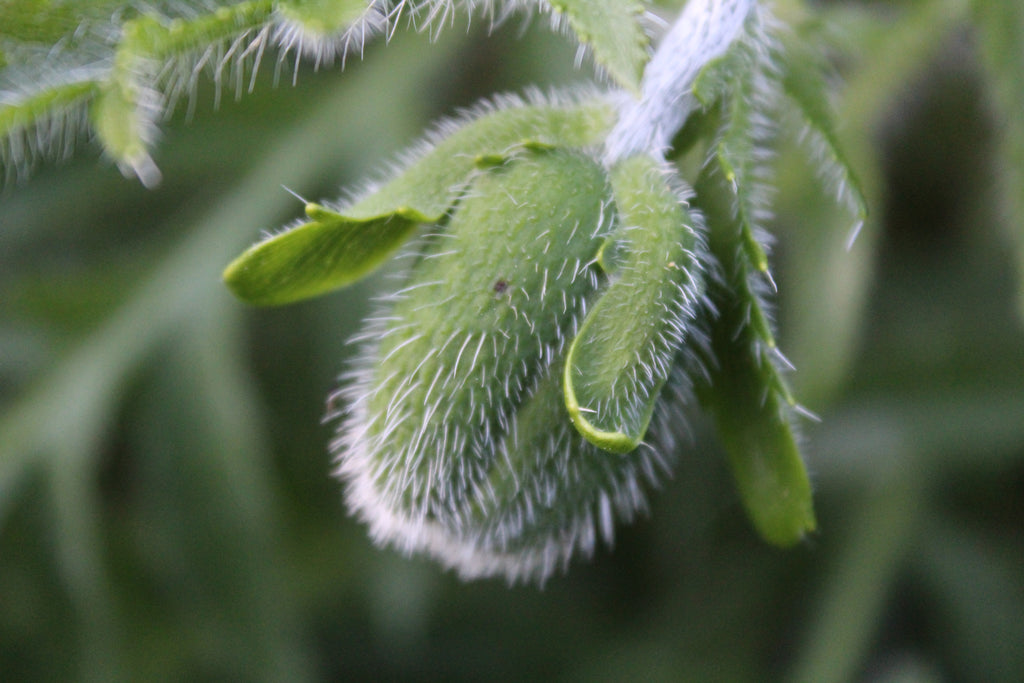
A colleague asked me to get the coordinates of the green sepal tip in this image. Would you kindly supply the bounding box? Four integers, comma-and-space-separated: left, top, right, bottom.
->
698, 327, 817, 547
223, 205, 419, 306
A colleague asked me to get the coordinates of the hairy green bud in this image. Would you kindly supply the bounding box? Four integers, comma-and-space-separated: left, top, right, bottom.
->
333, 148, 679, 582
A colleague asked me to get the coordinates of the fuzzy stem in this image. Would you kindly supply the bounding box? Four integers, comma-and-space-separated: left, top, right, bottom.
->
605, 0, 754, 163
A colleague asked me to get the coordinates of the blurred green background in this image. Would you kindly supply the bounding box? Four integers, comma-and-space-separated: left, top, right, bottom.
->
2, 4, 1023, 681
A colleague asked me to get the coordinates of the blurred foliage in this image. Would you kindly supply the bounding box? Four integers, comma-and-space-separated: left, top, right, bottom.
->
2, 2, 1023, 682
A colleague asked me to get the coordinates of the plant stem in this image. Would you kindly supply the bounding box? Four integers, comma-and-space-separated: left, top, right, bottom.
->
605, 0, 753, 163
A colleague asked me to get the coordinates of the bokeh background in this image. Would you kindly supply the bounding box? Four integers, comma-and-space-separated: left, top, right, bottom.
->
2, 2, 1023, 681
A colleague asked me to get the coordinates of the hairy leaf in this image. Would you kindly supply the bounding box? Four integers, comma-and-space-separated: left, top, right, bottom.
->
0, 0, 124, 44
455, 351, 678, 582
546, 0, 649, 92
0, 0, 381, 183
777, 31, 868, 238
565, 154, 703, 453
1, 2, 121, 177
692, 40, 745, 109
93, 3, 276, 182
708, 14, 776, 282
0, 78, 99, 143
348, 96, 614, 219
277, 0, 371, 36
695, 165, 815, 546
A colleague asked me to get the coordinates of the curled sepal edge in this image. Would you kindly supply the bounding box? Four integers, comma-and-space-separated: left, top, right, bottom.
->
564, 154, 705, 453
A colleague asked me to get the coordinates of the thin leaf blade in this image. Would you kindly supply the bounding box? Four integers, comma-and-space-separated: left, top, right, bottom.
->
777, 31, 868, 236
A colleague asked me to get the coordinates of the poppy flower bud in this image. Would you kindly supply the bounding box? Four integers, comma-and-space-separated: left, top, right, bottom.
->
334, 148, 681, 582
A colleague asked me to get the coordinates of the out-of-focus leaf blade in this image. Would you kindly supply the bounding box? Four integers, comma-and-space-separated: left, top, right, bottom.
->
917, 518, 1024, 682
1, 0, 384, 183
789, 470, 926, 683
0, 0, 125, 44
777, 0, 963, 405
0, 79, 99, 142
1, 23, 455, 522
777, 31, 868, 237
971, 0, 1024, 318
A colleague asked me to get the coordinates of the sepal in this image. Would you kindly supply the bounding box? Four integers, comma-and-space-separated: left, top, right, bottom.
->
223, 93, 615, 305
564, 154, 705, 453
223, 204, 421, 305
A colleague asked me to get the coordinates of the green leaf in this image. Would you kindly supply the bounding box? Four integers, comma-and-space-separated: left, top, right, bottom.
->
0, 78, 99, 144
361, 149, 612, 474
0, 0, 125, 45
564, 154, 703, 453
777, 32, 868, 236
710, 28, 775, 282
462, 349, 673, 580
88, 3, 276, 182
115, 3, 275, 63
223, 96, 616, 305
547, 0, 649, 92
701, 317, 814, 546
2, 0, 383, 183
695, 167, 815, 547
1, 2, 121, 177
91, 77, 161, 186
